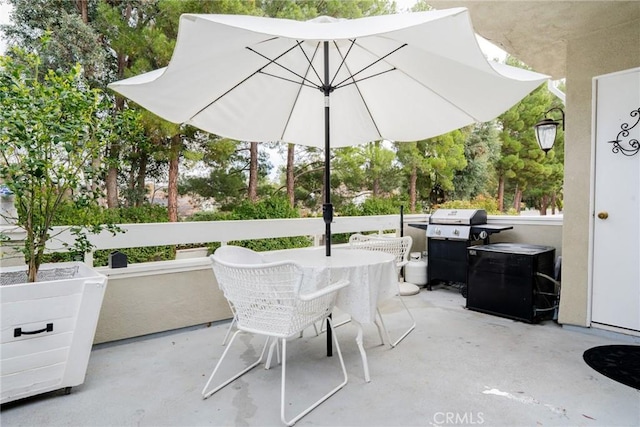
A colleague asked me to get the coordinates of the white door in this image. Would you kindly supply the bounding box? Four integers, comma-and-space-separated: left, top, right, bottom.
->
591, 67, 640, 332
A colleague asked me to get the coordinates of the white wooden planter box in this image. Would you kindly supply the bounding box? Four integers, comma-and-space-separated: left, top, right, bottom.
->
0, 262, 107, 404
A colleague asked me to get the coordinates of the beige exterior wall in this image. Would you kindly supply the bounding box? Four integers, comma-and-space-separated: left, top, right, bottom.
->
403, 217, 562, 259
94, 261, 232, 344
487, 225, 562, 257
559, 19, 640, 326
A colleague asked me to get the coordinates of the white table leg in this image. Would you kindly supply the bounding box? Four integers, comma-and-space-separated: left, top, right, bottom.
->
352, 320, 371, 383
373, 317, 386, 346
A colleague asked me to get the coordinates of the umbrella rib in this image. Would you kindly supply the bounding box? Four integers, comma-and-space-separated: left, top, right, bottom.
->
332, 41, 384, 140
278, 44, 322, 141
335, 68, 398, 89
333, 42, 407, 89
188, 41, 320, 123
256, 70, 319, 90
329, 40, 408, 140
188, 70, 262, 122
295, 41, 324, 89
329, 39, 357, 89
247, 43, 322, 90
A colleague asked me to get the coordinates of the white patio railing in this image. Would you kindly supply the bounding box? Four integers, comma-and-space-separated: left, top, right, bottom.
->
0, 213, 563, 266
0, 213, 562, 344
7, 214, 426, 265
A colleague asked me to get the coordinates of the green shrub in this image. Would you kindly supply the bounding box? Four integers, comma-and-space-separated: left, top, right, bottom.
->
437, 195, 502, 215
332, 196, 405, 243
189, 196, 312, 252
45, 204, 173, 266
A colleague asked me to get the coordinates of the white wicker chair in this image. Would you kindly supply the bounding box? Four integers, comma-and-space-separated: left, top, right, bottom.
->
206, 247, 349, 426
348, 234, 417, 348
214, 246, 266, 346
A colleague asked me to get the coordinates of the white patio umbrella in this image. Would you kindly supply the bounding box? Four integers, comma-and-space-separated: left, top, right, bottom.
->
108, 8, 548, 257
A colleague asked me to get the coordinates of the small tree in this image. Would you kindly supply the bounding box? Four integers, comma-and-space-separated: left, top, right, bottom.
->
0, 43, 116, 282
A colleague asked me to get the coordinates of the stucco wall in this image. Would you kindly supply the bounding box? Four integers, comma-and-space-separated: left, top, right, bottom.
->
94, 261, 232, 344
487, 225, 563, 257
559, 18, 640, 326
403, 217, 562, 258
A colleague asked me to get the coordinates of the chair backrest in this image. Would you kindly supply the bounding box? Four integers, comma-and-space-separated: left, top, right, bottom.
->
210, 254, 336, 338
348, 234, 413, 269
212, 245, 265, 265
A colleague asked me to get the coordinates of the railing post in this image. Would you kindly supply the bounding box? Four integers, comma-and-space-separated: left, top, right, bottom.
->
84, 251, 94, 267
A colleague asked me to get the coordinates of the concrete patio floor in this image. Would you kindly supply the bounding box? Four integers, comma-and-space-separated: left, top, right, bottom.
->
2, 286, 639, 427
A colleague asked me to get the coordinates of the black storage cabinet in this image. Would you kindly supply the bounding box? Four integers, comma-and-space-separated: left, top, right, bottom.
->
466, 243, 556, 323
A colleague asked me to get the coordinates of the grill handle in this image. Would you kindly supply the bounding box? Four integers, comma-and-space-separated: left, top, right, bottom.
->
429, 219, 465, 225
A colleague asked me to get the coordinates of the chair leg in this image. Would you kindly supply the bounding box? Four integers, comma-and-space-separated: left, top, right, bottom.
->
202, 331, 270, 399
280, 318, 348, 426
265, 338, 281, 370
221, 315, 237, 346
376, 292, 416, 349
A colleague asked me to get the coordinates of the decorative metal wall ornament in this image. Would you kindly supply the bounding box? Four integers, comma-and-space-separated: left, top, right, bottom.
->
608, 107, 640, 157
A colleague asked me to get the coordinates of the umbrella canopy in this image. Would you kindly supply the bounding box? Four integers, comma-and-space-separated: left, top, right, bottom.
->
109, 9, 546, 147
108, 8, 548, 254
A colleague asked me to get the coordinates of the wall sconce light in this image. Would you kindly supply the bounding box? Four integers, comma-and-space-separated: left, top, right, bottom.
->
534, 107, 565, 154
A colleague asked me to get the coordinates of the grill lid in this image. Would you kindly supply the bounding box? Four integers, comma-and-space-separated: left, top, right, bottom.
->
429, 209, 487, 225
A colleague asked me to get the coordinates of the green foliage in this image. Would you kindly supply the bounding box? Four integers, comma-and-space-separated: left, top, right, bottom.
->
189, 196, 312, 252
2, 0, 110, 86
259, 0, 396, 19
43, 204, 172, 266
338, 196, 405, 216
437, 195, 502, 215
52, 203, 169, 226
334, 142, 401, 199
189, 210, 233, 222
231, 195, 301, 220
44, 244, 175, 267
396, 129, 468, 208
0, 42, 116, 281
95, 246, 174, 266
495, 56, 563, 213
451, 122, 501, 200
334, 196, 404, 243
359, 197, 404, 216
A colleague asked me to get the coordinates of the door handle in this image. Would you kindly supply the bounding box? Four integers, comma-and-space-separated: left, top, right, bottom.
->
597, 211, 609, 220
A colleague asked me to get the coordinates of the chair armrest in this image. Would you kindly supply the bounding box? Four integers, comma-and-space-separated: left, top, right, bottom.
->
298, 279, 350, 301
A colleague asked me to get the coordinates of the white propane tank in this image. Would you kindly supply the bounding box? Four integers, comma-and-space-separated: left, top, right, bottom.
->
404, 252, 428, 286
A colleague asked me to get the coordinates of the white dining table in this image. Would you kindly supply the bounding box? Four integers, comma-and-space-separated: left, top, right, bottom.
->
263, 246, 397, 382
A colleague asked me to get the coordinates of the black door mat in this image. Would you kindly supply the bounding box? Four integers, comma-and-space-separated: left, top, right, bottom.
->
583, 345, 640, 390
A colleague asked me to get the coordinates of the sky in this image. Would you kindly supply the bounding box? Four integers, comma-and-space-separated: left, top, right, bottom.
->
0, 1, 9, 54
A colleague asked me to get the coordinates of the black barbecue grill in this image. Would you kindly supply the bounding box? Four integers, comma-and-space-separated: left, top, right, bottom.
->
409, 209, 512, 291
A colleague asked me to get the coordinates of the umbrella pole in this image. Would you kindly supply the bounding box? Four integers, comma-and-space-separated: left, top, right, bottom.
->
322, 41, 334, 357
322, 41, 333, 259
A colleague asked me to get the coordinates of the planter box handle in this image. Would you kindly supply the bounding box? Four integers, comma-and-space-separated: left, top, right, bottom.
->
14, 323, 54, 337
